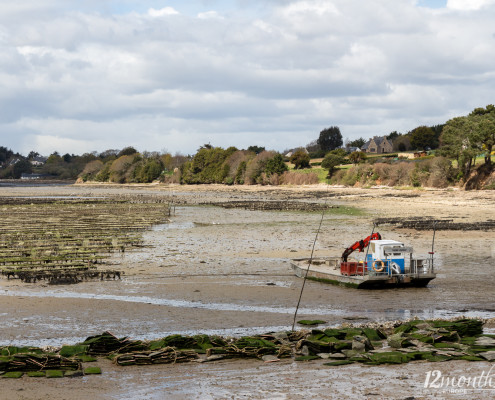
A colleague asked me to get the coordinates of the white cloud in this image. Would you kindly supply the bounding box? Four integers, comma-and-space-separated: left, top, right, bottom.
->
148, 7, 179, 17
1, 0, 495, 156
197, 11, 222, 19
447, 0, 495, 10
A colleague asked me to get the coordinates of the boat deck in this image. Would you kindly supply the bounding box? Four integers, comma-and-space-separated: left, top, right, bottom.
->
291, 257, 436, 289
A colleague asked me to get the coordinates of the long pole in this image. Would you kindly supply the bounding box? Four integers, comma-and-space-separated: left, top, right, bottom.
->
291, 208, 326, 331
363, 223, 375, 275
430, 221, 436, 272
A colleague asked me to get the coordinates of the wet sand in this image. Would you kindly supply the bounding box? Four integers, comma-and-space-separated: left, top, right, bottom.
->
1, 183, 495, 399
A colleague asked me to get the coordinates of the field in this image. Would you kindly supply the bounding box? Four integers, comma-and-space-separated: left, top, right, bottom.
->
1, 182, 495, 399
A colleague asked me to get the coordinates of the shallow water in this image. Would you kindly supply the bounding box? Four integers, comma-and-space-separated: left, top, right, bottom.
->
1, 196, 495, 348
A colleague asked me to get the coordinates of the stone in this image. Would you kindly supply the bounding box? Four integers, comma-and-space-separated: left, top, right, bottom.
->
388, 333, 404, 349
352, 340, 366, 353
262, 355, 280, 363
478, 351, 495, 361
352, 335, 373, 352
341, 349, 358, 358
271, 332, 289, 341
475, 337, 495, 346
328, 353, 347, 359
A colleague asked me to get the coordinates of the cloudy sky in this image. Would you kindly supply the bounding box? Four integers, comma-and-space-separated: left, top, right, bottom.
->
1, 0, 494, 156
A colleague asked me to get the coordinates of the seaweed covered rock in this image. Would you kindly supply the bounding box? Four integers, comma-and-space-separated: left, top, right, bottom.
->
206, 335, 291, 359
352, 335, 373, 353
1, 318, 492, 377
81, 331, 146, 355
394, 319, 482, 337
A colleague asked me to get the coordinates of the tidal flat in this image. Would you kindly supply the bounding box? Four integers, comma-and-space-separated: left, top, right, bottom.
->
1, 183, 494, 399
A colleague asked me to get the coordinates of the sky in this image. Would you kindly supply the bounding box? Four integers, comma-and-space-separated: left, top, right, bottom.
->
1, 0, 495, 156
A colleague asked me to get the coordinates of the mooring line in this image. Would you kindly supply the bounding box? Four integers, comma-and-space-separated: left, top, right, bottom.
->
291, 192, 327, 331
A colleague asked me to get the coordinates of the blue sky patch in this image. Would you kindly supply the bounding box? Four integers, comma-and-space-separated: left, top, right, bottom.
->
417, 0, 447, 8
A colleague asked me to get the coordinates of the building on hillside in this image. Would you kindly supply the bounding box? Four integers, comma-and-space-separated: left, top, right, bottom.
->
9, 158, 21, 166
285, 147, 309, 158
361, 136, 393, 154
30, 156, 47, 166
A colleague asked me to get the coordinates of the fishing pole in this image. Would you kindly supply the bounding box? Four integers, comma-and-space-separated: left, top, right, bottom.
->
291, 177, 330, 331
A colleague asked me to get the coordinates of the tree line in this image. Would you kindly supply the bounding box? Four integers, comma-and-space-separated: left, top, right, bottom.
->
1, 104, 493, 187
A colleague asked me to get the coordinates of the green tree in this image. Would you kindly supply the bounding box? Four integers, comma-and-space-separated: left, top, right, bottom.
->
12, 159, 33, 178
181, 146, 237, 184
410, 126, 437, 150
265, 154, 289, 176
321, 154, 344, 177
348, 137, 366, 148
118, 147, 138, 157
27, 151, 40, 160
235, 161, 247, 184
46, 152, 62, 164
469, 104, 495, 166
80, 160, 104, 182
290, 150, 311, 169
0, 146, 14, 163
317, 126, 343, 152
393, 135, 411, 152
99, 149, 119, 161
135, 158, 163, 182
386, 131, 400, 141
247, 145, 265, 155
327, 148, 347, 158
349, 151, 367, 164
95, 161, 112, 182
440, 116, 481, 179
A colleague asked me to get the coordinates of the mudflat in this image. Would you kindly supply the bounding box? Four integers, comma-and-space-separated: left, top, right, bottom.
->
1, 183, 494, 399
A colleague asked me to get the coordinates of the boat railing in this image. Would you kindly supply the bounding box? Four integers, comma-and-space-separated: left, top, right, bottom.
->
408, 257, 434, 276
365, 256, 434, 278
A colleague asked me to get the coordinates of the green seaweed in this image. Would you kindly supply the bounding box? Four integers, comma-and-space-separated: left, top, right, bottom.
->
27, 371, 45, 377
1, 346, 44, 356
59, 345, 89, 358
46, 370, 64, 378
333, 341, 353, 351
362, 328, 385, 342
459, 355, 485, 361
78, 355, 97, 362
342, 328, 363, 340
297, 320, 327, 326
84, 366, 102, 375
2, 371, 24, 378
421, 354, 451, 362
323, 328, 346, 339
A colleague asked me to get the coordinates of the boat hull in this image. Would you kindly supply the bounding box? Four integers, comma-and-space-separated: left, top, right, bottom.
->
291, 257, 436, 289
